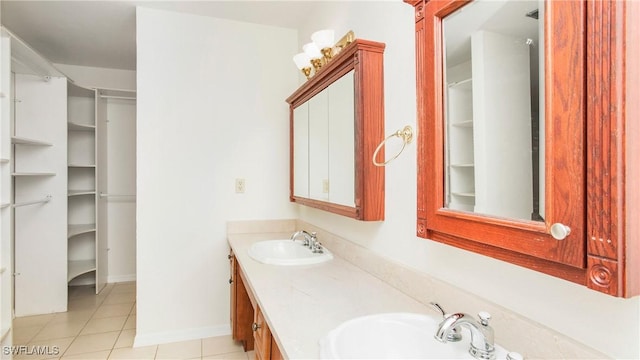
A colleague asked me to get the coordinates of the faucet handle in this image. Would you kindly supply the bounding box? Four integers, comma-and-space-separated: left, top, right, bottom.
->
429, 302, 446, 317
430, 303, 462, 342
506, 352, 524, 360
478, 311, 491, 326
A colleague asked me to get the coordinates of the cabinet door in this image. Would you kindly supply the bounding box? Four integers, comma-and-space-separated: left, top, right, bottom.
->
270, 337, 284, 360
231, 255, 254, 351
416, 0, 586, 278
253, 306, 271, 360
229, 252, 236, 338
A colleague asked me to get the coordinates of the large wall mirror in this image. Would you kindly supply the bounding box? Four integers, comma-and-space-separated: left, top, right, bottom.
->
287, 39, 385, 221
408, 0, 639, 297
413, 0, 588, 283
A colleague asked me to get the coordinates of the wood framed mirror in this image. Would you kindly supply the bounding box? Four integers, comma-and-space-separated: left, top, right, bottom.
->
407, 0, 639, 297
286, 39, 385, 221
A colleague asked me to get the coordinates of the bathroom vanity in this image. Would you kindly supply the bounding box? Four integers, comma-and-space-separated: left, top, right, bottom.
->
230, 249, 283, 360
228, 232, 436, 359
226, 221, 608, 359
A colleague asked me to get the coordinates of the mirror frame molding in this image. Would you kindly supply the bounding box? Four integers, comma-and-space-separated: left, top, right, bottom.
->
407, 0, 639, 297
286, 39, 386, 221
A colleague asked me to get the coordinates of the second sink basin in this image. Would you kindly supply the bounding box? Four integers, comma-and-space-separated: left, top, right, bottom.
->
319, 313, 509, 359
248, 240, 333, 266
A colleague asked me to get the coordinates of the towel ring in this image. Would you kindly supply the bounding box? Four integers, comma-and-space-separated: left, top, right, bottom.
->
372, 125, 414, 166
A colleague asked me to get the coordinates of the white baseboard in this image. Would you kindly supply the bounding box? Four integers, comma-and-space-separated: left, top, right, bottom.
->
133, 324, 231, 347
107, 274, 137, 283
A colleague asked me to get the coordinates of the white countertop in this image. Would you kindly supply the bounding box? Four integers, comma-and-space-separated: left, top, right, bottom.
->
228, 232, 434, 359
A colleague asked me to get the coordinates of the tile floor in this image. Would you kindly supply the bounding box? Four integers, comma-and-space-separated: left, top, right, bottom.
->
11, 282, 253, 360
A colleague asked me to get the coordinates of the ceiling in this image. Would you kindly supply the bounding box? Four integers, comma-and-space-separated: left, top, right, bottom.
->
1, 1, 320, 71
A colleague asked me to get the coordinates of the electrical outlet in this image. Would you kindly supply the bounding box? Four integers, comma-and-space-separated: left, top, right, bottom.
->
235, 178, 245, 193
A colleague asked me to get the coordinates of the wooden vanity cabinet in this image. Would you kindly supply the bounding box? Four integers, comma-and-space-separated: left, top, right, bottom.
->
406, 0, 639, 297
229, 252, 284, 359
230, 251, 254, 351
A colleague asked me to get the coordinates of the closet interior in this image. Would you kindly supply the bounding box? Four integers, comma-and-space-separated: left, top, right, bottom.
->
0, 27, 136, 342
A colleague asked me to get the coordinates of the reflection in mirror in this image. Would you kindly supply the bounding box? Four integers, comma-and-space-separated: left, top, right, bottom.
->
293, 103, 309, 198
309, 88, 329, 201
443, 0, 544, 221
328, 72, 355, 206
293, 71, 355, 206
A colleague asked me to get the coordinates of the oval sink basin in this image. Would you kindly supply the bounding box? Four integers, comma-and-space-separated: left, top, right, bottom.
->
319, 313, 509, 359
248, 240, 333, 266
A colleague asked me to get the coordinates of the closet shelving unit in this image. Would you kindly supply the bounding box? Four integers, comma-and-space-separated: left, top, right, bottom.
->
5, 26, 68, 317
67, 82, 100, 289
446, 75, 475, 212
0, 33, 10, 341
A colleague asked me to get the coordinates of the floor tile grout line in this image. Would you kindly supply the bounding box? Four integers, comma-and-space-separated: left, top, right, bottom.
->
58, 284, 119, 358
59, 285, 104, 358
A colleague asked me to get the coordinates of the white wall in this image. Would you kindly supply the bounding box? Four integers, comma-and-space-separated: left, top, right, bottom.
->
294, 1, 640, 359
135, 7, 297, 345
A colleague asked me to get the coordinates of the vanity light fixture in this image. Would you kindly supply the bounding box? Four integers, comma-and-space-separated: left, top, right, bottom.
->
292, 30, 355, 80
302, 42, 323, 72
293, 53, 312, 79
311, 29, 335, 61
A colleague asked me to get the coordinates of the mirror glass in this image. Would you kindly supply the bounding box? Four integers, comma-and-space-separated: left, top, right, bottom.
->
293, 71, 355, 207
293, 103, 309, 197
443, 0, 544, 221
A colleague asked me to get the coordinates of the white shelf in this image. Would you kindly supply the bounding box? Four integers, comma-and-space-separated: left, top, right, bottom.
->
12, 172, 56, 176
451, 192, 476, 197
0, 158, 9, 164
450, 164, 475, 168
68, 164, 96, 168
67, 260, 96, 282
68, 122, 96, 131
1, 203, 10, 209
11, 136, 53, 146
68, 224, 96, 238
448, 78, 472, 90
68, 190, 96, 196
452, 120, 473, 128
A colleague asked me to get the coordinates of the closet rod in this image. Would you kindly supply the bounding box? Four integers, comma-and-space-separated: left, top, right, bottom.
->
100, 95, 136, 101
13, 195, 52, 208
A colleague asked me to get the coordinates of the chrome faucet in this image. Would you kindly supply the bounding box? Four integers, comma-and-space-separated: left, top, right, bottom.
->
308, 233, 324, 253
291, 230, 325, 253
435, 312, 495, 360
291, 230, 313, 246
